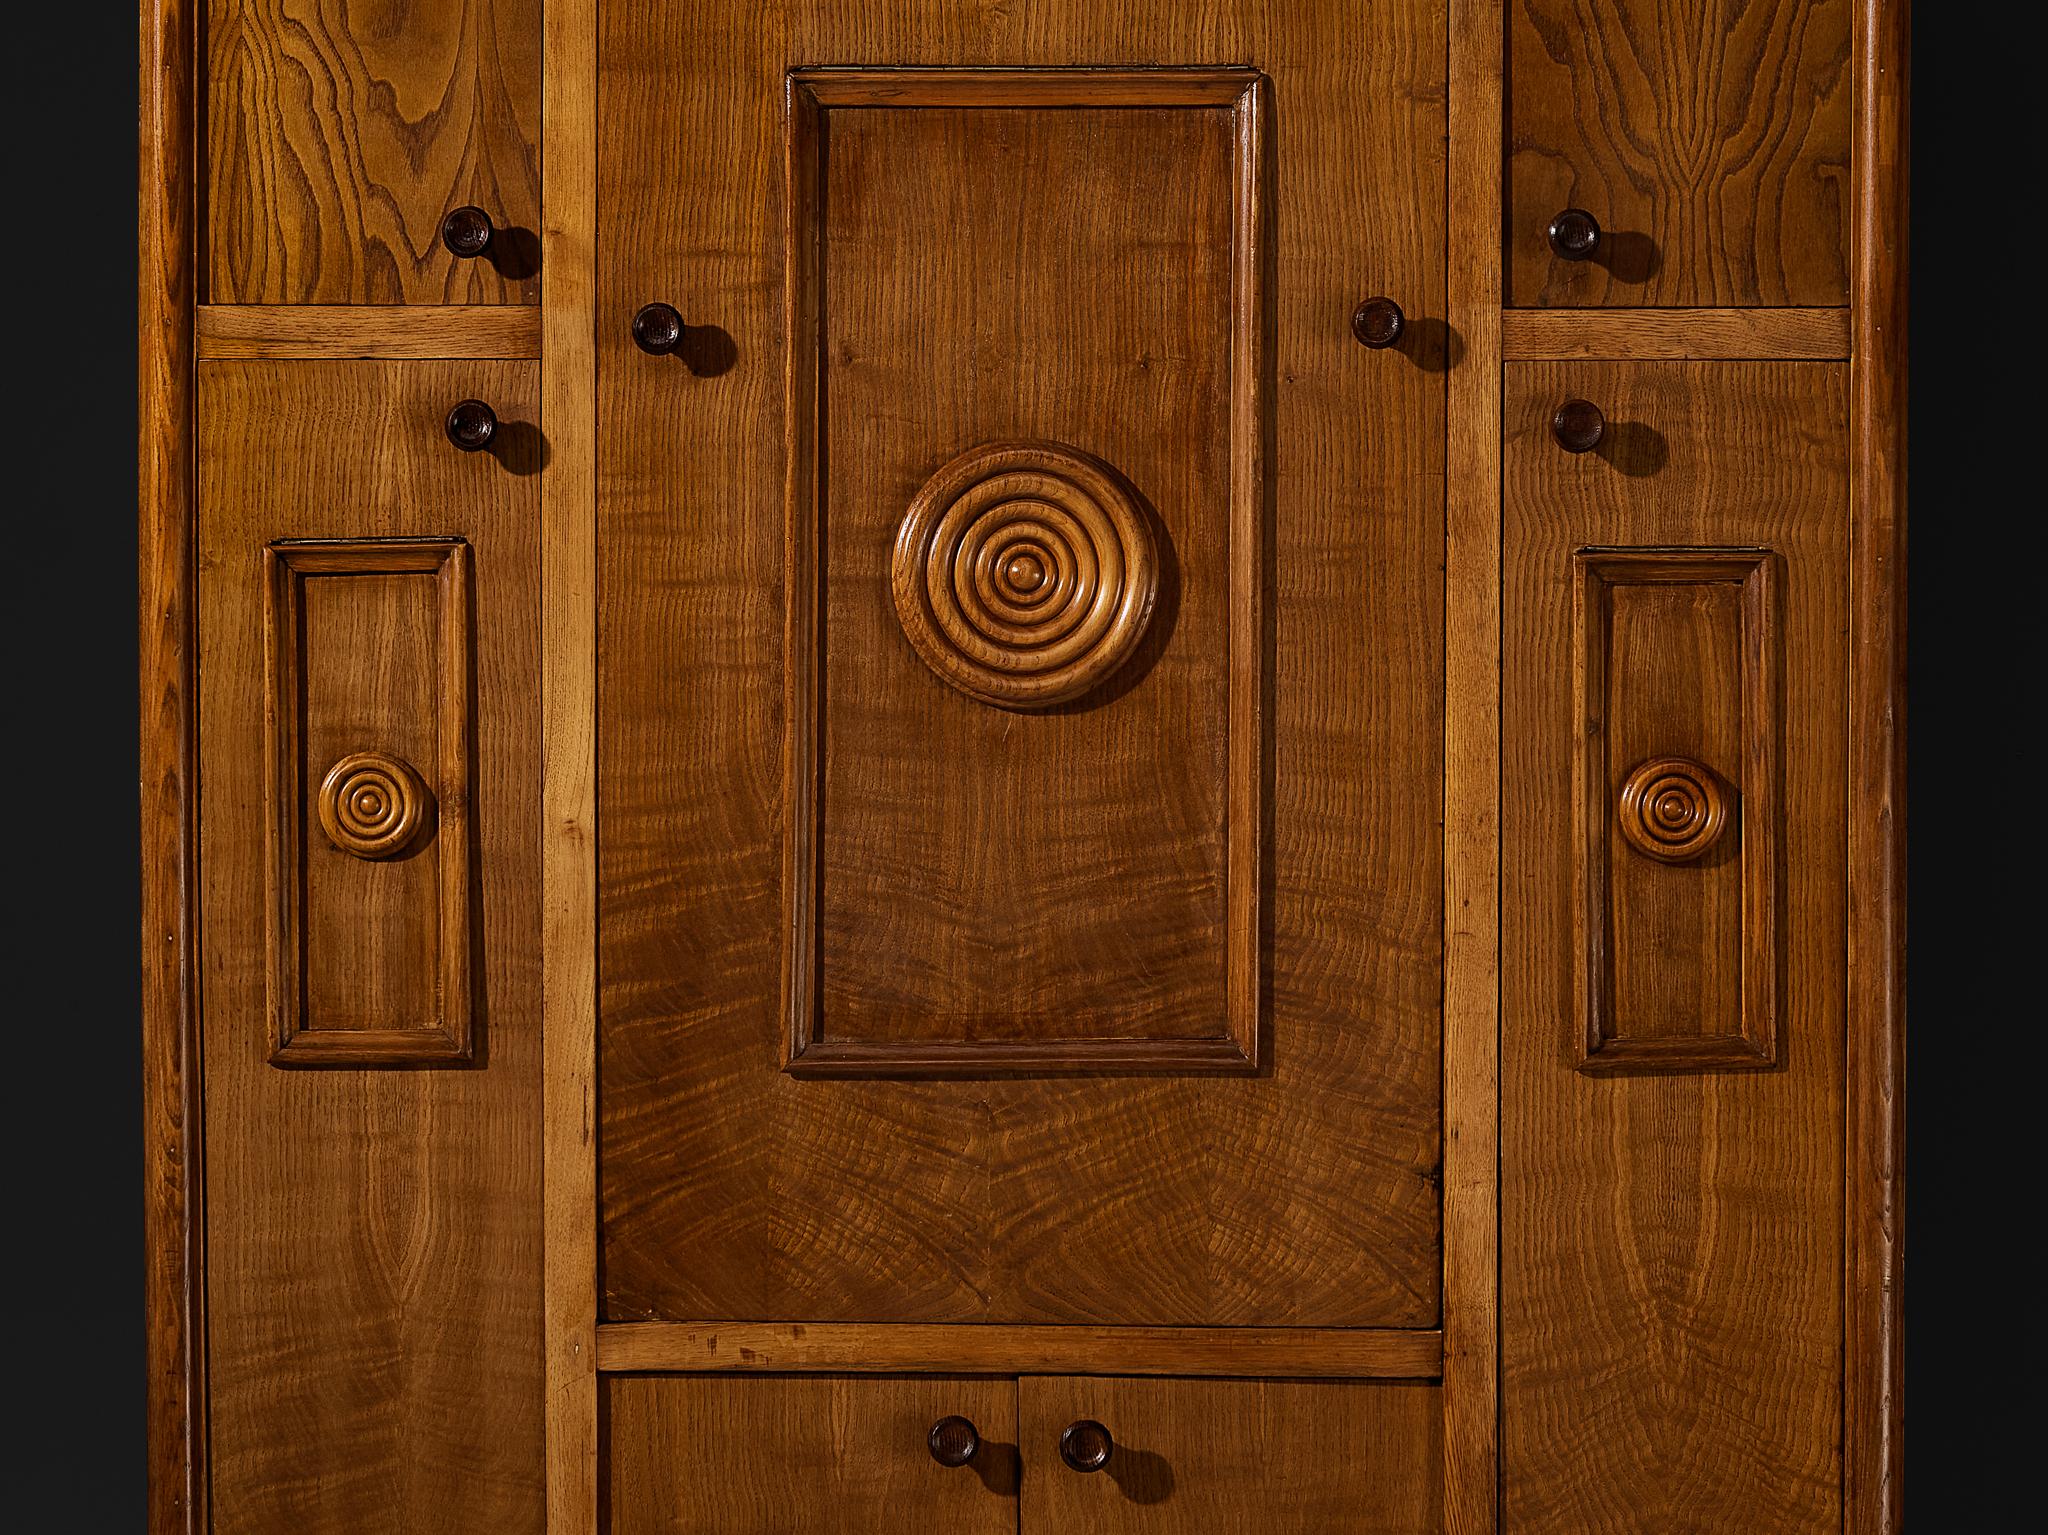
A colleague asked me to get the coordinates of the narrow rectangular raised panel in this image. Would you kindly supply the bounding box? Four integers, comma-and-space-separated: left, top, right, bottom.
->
1572, 549, 1781, 1073
264, 538, 474, 1065
781, 69, 1268, 1077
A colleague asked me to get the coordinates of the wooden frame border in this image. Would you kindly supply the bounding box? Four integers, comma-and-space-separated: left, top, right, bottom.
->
541, 2, 601, 1534
780, 67, 1268, 1080
141, 1, 203, 1530
1569, 549, 1782, 1076
263, 539, 477, 1066
1443, 2, 1503, 1530
595, 1323, 1444, 1379
1848, 1, 1908, 1530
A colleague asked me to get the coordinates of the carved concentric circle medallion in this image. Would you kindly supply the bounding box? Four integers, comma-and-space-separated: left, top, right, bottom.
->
891, 442, 1159, 708
318, 751, 433, 860
1617, 756, 1730, 863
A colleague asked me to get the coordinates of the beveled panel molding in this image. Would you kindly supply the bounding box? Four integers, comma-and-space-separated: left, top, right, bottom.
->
265, 538, 475, 1065
1572, 548, 1781, 1074
782, 67, 1268, 1078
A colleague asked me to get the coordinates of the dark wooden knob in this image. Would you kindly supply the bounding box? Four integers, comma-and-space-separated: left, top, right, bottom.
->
1058, 1419, 1113, 1473
927, 1415, 980, 1467
632, 302, 686, 355
1547, 208, 1602, 261
1351, 296, 1405, 349
445, 398, 497, 452
441, 206, 494, 259
1551, 398, 1605, 454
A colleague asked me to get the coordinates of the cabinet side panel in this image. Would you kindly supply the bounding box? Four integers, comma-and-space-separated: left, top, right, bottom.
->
1503, 361, 1846, 1530
198, 361, 544, 1533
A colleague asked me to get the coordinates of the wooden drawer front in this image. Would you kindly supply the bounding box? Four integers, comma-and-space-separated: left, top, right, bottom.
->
605, 1376, 1019, 1535
1503, 362, 1847, 1528
198, 361, 543, 1534
1017, 1377, 1441, 1533
208, 0, 541, 304
1507, 0, 1851, 306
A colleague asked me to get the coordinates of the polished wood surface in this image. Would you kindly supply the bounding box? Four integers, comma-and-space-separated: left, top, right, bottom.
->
1508, 0, 1852, 306
1847, 5, 1908, 1528
263, 538, 475, 1064
605, 1376, 1019, 1534
197, 304, 542, 359
1018, 1378, 1442, 1533
198, 361, 543, 1534
597, 2, 1443, 1332
1442, 5, 1505, 1527
140, 5, 205, 1531
539, 2, 602, 1532
208, 0, 541, 304
594, 1323, 1444, 1379
1570, 551, 1782, 1076
1503, 360, 1848, 1529
1503, 307, 1851, 360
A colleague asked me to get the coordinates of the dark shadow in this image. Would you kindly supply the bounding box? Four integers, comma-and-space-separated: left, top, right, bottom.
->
1597, 418, 1667, 478
485, 224, 542, 284
1108, 1447, 1176, 1506
676, 322, 738, 378
970, 1440, 1021, 1497
490, 418, 550, 476
1595, 230, 1660, 286
1399, 314, 1464, 374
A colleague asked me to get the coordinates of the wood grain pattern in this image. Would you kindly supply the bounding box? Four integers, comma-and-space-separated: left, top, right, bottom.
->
198, 361, 543, 1534
1502, 360, 1847, 1530
1571, 550, 1781, 1074
208, 0, 541, 304
264, 539, 475, 1064
141, 3, 205, 1530
1018, 1377, 1442, 1533
606, 1375, 1019, 1534
1508, 0, 1853, 306
198, 304, 542, 358
595, 1323, 1444, 1379
1444, 2, 1503, 1528
598, 0, 1444, 1333
1846, 3, 1907, 1529
782, 72, 1265, 1077
1503, 307, 1850, 359
539, 0, 601, 1530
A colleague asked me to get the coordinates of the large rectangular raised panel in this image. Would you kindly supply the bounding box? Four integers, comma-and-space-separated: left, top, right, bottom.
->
783, 70, 1265, 1077
265, 538, 475, 1065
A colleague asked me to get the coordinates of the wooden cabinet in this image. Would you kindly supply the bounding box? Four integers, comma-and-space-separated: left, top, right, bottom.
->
141, 0, 1907, 1529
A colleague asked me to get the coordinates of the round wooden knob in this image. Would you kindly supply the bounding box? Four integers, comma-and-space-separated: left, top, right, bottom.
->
441, 205, 495, 259
1351, 296, 1405, 349
1618, 757, 1730, 863
632, 302, 686, 355
1059, 1419, 1113, 1473
1547, 208, 1601, 260
1551, 398, 1605, 454
445, 398, 497, 452
927, 1416, 980, 1468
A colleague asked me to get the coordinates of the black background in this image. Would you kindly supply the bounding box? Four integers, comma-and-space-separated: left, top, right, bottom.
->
6, 9, 2023, 1526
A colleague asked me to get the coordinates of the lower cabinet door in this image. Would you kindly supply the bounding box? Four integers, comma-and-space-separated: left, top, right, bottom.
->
604, 1376, 1019, 1534
1017, 1377, 1441, 1533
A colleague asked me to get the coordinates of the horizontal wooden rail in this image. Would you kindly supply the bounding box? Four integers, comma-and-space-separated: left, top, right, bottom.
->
596, 1322, 1445, 1379
197, 305, 542, 359
1502, 307, 1850, 360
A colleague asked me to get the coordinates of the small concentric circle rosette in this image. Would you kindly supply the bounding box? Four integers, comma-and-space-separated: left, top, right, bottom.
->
317, 751, 434, 860
1616, 756, 1731, 863
891, 442, 1159, 709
